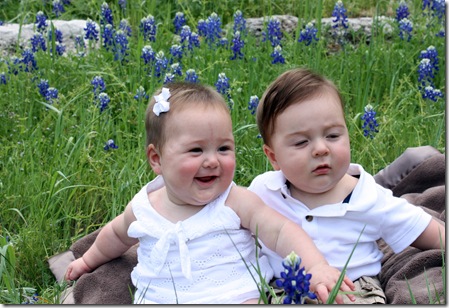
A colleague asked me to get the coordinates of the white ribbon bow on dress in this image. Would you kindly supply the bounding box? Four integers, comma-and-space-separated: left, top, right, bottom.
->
152, 87, 171, 116
150, 221, 192, 280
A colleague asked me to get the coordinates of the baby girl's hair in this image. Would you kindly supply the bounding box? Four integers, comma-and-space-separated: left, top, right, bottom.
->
145, 82, 229, 150
256, 67, 344, 147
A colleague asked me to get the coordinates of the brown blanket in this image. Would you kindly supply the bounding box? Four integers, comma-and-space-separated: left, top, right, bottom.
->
48, 146, 446, 304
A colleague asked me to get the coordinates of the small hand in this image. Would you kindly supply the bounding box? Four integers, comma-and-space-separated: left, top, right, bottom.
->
65, 257, 92, 281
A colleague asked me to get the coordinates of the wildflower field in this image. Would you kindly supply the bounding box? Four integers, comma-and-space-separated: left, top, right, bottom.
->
0, 0, 446, 304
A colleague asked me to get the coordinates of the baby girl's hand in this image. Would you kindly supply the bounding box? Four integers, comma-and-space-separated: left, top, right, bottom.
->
65, 257, 92, 281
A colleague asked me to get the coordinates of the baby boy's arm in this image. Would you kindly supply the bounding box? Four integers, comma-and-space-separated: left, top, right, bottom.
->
65, 203, 138, 281
411, 218, 445, 250
227, 186, 355, 304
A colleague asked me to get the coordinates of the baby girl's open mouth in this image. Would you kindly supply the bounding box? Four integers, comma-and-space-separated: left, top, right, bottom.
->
196, 176, 217, 183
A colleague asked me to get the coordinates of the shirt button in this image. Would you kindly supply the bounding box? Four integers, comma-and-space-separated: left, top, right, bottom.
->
305, 215, 313, 222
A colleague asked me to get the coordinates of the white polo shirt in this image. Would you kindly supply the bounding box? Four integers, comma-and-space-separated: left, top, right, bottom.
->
248, 164, 432, 281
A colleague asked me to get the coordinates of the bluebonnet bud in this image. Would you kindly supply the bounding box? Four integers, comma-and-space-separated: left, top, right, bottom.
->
101, 2, 114, 27
233, 10, 246, 34
30, 33, 47, 52
423, 86, 443, 102
74, 34, 86, 56
21, 48, 37, 72
361, 104, 379, 139
91, 76, 106, 98
298, 22, 319, 46
396, 1, 410, 22
102, 24, 115, 51
275, 252, 317, 304
271, 45, 285, 64
248, 95, 259, 115
398, 18, 413, 41
185, 69, 199, 83
215, 72, 230, 96
51, 28, 63, 43
219, 37, 229, 48
230, 31, 244, 60
170, 63, 182, 77
141, 45, 155, 65
46, 87, 59, 104
35, 11, 48, 33
154, 50, 168, 78
119, 19, 132, 37
38, 79, 50, 97
55, 42, 66, 56
164, 73, 175, 84
418, 47, 442, 101
0, 20, 4, 26
169, 44, 183, 63
21, 292, 40, 304
140, 15, 157, 42
104, 139, 118, 151
332, 0, 349, 29
113, 30, 129, 62
263, 17, 282, 47
0, 72, 6, 85
134, 86, 149, 101
84, 19, 99, 41
98, 92, 110, 112
173, 12, 186, 34
52, 0, 65, 17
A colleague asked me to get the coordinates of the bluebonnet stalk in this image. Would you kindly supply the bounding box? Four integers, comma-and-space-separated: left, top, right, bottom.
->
418, 46, 443, 101
202, 13, 222, 47
233, 10, 246, 34
275, 252, 317, 304
271, 45, 285, 64
180, 25, 200, 51
398, 18, 413, 41
45, 87, 59, 104
431, 0, 445, 21
30, 33, 47, 52
248, 95, 259, 115
185, 69, 199, 83
140, 15, 157, 42
420, 45, 439, 71
169, 44, 183, 63
263, 17, 282, 47
21, 48, 37, 72
101, 2, 114, 27
91, 76, 106, 99
134, 86, 149, 101
113, 30, 129, 62
48, 28, 63, 43
84, 19, 99, 41
418, 58, 435, 87
361, 104, 379, 139
154, 50, 168, 78
396, 1, 410, 22
197, 19, 207, 37
0, 72, 6, 85
173, 12, 186, 34
141, 45, 155, 65
119, 19, 132, 37
332, 0, 349, 29
98, 92, 110, 112
230, 31, 244, 60
38, 79, 50, 97
298, 22, 319, 46
52, 0, 65, 17
104, 139, 118, 151
35, 11, 48, 33
215, 72, 230, 96
102, 24, 115, 51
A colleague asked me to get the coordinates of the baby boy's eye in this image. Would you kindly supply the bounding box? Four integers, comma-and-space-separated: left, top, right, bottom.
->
190, 147, 202, 153
218, 145, 231, 152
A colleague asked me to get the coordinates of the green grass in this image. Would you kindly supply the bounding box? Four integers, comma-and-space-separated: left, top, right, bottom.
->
0, 0, 445, 304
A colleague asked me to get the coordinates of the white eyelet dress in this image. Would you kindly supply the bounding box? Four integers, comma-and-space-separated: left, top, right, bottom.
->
128, 176, 274, 304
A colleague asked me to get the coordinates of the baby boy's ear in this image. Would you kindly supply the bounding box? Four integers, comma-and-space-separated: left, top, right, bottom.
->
263, 144, 281, 171
147, 144, 162, 175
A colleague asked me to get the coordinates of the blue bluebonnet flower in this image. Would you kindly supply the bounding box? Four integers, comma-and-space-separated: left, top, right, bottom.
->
101, 2, 114, 27
435, 28, 445, 37
45, 87, 59, 104
84, 19, 99, 41
396, 1, 410, 22
118, 0, 126, 12
271, 45, 285, 64
134, 86, 149, 101
422, 0, 431, 11
52, 0, 65, 17
119, 19, 132, 37
332, 0, 349, 29
170, 62, 182, 77
55, 42, 66, 56
30, 33, 47, 52
0, 72, 6, 85
140, 15, 157, 42
74, 34, 86, 56
35, 11, 48, 33
180, 26, 200, 51
417, 58, 435, 86
419, 46, 439, 71
38, 79, 50, 97
431, 0, 446, 21
398, 18, 413, 41
98, 92, 110, 112
104, 139, 118, 151
49, 28, 64, 43
21, 48, 37, 72
62, 0, 71, 4
215, 72, 230, 96
422, 86, 443, 102
91, 76, 106, 98
21, 292, 39, 304
230, 31, 244, 60
248, 95, 259, 115
164, 73, 175, 84
141, 45, 155, 65
169, 44, 183, 63
202, 12, 222, 47
113, 30, 129, 62
173, 12, 186, 34
361, 104, 379, 139
219, 37, 229, 48
0, 20, 4, 26
7, 56, 22, 75
154, 50, 168, 78
233, 10, 246, 34
185, 69, 199, 83
263, 17, 282, 47
102, 24, 115, 51
298, 22, 319, 46
197, 19, 207, 37
275, 252, 317, 304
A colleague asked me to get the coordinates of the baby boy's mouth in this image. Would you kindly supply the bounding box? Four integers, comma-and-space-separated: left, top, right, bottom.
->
196, 176, 217, 183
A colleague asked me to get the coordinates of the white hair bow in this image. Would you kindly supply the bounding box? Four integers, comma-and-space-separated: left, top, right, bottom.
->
153, 87, 171, 116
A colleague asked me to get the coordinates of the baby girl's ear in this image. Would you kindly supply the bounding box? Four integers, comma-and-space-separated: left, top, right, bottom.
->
147, 144, 162, 175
